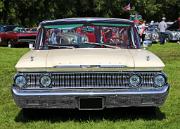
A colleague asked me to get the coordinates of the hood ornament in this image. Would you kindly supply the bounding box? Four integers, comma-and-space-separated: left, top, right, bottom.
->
146, 56, 150, 61
30, 56, 34, 61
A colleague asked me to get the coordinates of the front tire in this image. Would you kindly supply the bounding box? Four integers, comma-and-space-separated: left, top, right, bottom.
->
8, 40, 15, 48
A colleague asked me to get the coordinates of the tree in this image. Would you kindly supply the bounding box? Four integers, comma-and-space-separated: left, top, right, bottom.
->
0, 0, 179, 26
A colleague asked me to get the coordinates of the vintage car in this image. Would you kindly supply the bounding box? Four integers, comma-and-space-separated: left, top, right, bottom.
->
0, 25, 19, 45
0, 27, 37, 47
12, 18, 169, 110
165, 21, 180, 42
144, 23, 159, 42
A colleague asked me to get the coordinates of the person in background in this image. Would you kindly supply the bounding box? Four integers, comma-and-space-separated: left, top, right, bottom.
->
178, 17, 180, 44
149, 20, 156, 31
140, 20, 146, 42
158, 17, 167, 44
137, 20, 146, 43
178, 17, 180, 30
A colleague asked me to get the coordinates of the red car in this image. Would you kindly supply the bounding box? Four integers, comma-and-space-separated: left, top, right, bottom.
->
0, 25, 18, 45
0, 27, 37, 47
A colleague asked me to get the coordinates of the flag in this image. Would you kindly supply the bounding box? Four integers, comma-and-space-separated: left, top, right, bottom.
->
123, 3, 131, 11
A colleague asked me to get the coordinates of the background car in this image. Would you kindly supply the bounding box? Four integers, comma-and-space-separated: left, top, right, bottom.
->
0, 26, 37, 47
165, 21, 180, 42
0, 25, 19, 46
144, 23, 159, 43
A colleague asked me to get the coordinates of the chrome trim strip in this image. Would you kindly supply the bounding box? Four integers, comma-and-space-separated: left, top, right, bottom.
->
53, 65, 127, 68
12, 85, 169, 96
53, 65, 81, 68
100, 65, 127, 68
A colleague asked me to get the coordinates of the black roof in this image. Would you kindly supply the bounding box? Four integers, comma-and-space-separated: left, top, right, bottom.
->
40, 17, 133, 26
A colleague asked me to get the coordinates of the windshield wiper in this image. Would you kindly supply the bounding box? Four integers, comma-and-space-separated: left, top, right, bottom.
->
83, 42, 119, 49
47, 44, 75, 49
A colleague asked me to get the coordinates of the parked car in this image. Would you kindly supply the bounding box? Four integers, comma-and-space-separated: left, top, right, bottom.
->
165, 21, 180, 42
0, 26, 37, 47
12, 18, 169, 110
0, 25, 19, 45
144, 23, 159, 42
0, 25, 18, 32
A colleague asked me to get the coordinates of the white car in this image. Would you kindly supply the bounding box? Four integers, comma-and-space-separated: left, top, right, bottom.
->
12, 18, 169, 110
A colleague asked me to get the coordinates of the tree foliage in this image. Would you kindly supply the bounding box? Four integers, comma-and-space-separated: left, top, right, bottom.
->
0, 0, 179, 26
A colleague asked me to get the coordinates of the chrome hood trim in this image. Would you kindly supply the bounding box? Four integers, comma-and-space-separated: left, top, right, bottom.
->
53, 64, 127, 68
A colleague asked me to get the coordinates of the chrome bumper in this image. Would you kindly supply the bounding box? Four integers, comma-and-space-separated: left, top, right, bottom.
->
12, 85, 169, 109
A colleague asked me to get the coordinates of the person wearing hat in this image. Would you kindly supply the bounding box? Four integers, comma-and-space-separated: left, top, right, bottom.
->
158, 17, 167, 44
149, 20, 156, 31
178, 17, 180, 30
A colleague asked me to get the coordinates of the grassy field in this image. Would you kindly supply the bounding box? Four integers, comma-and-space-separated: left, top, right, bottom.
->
0, 43, 180, 129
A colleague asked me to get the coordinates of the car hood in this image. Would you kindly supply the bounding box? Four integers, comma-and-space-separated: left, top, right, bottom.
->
16, 48, 165, 72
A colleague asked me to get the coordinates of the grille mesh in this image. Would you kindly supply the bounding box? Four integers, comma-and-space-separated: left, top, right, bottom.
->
23, 72, 157, 89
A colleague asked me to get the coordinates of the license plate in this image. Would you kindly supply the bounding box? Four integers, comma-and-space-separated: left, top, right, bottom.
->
79, 97, 104, 110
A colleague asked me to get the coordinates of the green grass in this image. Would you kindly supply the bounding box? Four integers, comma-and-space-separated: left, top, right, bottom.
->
0, 43, 180, 129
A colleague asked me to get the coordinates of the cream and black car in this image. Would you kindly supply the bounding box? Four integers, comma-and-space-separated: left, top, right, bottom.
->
12, 18, 169, 110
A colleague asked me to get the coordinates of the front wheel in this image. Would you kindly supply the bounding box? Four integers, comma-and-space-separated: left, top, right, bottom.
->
7, 40, 15, 48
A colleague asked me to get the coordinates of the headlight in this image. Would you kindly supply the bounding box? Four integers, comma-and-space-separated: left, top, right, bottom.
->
172, 32, 176, 37
82, 36, 88, 42
15, 75, 27, 88
145, 33, 151, 39
129, 75, 141, 87
152, 33, 158, 39
177, 32, 180, 37
40, 75, 52, 87
71, 38, 76, 44
154, 74, 166, 87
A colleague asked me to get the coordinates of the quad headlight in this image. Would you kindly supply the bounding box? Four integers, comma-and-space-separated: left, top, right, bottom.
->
145, 33, 151, 39
129, 75, 141, 87
172, 32, 177, 37
14, 75, 27, 88
40, 75, 52, 87
154, 74, 166, 87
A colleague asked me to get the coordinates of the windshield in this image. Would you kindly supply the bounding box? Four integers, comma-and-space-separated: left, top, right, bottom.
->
13, 27, 26, 32
0, 26, 4, 32
36, 22, 141, 49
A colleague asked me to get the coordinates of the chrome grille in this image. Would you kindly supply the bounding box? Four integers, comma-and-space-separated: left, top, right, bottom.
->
23, 72, 158, 89
52, 72, 130, 88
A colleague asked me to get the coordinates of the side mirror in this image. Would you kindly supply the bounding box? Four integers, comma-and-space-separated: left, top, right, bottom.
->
142, 40, 152, 49
29, 41, 35, 49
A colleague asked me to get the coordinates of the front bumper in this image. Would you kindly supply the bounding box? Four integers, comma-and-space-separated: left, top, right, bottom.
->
12, 85, 169, 110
